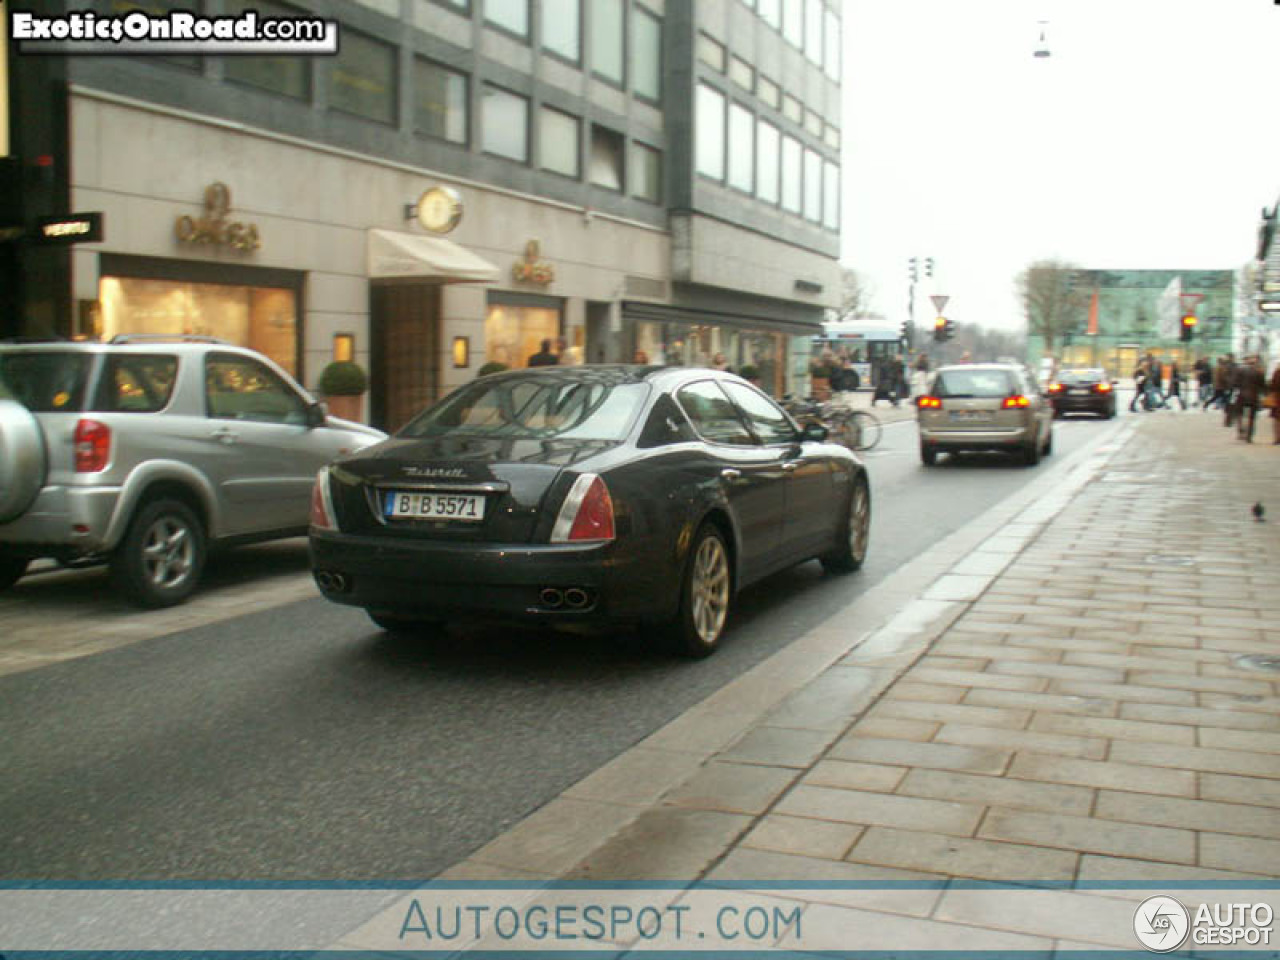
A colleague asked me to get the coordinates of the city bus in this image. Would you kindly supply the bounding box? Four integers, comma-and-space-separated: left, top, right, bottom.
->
815, 320, 903, 390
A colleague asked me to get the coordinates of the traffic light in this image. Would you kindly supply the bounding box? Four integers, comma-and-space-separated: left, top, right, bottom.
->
909, 257, 919, 283
1180, 314, 1197, 342
925, 257, 934, 278
933, 317, 947, 342
900, 319, 912, 347
944, 318, 955, 341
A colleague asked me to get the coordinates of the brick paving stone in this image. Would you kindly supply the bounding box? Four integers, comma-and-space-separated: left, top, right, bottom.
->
920, 655, 991, 672
963, 688, 1118, 717
905, 667, 1048, 693
829, 737, 1012, 776
1007, 753, 1197, 797
1093, 790, 1280, 840
978, 808, 1196, 864
1110, 740, 1280, 779
934, 723, 1108, 760
846, 825, 1078, 884
896, 769, 1094, 817
883, 681, 967, 704
1197, 692, 1280, 714
740, 814, 863, 861
850, 716, 940, 742
1198, 727, 1280, 754
1007, 634, 1127, 654
870, 699, 1032, 731
1061, 651, 1203, 674
775, 785, 985, 837
1077, 854, 1271, 884
720, 726, 837, 769
1027, 712, 1195, 746
990, 660, 1127, 684
663, 761, 799, 815
932, 641, 1061, 663
804, 759, 908, 794
1119, 701, 1280, 732
1128, 671, 1275, 698
706, 847, 943, 885
1050, 680, 1198, 707
1198, 773, 1280, 809
1199, 833, 1280, 875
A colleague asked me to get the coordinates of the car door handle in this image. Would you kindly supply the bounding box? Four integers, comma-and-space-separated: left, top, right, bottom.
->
720, 468, 742, 483
210, 427, 239, 444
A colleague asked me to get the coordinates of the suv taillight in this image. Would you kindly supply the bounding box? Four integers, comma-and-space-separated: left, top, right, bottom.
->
917, 396, 942, 409
74, 419, 111, 473
310, 469, 337, 530
551, 474, 615, 543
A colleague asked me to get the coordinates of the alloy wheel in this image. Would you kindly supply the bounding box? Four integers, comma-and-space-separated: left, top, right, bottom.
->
141, 515, 195, 590
690, 534, 730, 645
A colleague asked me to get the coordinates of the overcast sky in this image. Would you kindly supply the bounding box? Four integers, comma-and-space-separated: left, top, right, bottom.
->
840, 0, 1280, 332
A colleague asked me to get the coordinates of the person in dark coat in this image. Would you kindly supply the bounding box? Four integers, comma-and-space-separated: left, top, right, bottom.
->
527, 339, 559, 367
1235, 355, 1267, 442
1165, 362, 1187, 410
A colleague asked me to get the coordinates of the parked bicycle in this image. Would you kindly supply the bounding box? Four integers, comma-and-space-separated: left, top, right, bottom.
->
784, 396, 882, 452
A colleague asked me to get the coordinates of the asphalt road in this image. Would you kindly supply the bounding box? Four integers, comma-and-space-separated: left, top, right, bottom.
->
0, 412, 1118, 880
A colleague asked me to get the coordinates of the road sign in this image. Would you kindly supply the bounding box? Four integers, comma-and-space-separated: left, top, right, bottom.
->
930, 295, 949, 314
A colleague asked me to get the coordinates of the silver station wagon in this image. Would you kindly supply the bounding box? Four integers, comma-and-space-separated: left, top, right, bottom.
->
915, 363, 1054, 466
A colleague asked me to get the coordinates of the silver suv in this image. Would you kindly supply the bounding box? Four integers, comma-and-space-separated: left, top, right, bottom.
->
0, 337, 384, 606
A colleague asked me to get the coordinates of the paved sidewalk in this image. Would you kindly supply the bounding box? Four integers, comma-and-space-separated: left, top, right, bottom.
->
369, 408, 1280, 948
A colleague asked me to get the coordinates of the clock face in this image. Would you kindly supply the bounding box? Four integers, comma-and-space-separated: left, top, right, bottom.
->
417, 187, 462, 234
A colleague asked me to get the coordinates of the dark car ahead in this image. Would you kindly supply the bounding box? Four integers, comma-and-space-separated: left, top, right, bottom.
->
1048, 368, 1116, 418
309, 365, 870, 657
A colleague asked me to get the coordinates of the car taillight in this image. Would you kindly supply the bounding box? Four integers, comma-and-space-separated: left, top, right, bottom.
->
74, 419, 111, 473
551, 473, 615, 543
1094, 382, 1113, 393
917, 396, 942, 409
1002, 395, 1031, 409
310, 469, 337, 531
1048, 383, 1063, 394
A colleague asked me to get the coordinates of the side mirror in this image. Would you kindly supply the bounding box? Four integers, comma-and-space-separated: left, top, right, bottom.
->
306, 401, 329, 429
801, 422, 829, 443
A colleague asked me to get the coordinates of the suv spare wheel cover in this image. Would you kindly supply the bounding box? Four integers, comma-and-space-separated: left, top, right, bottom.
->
0, 398, 47, 523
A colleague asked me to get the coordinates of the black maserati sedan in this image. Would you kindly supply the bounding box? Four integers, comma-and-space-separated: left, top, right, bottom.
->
309, 365, 870, 657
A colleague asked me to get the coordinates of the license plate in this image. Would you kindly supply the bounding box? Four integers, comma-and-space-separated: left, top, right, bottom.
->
1070, 388, 1090, 395
949, 410, 992, 422
385, 491, 485, 521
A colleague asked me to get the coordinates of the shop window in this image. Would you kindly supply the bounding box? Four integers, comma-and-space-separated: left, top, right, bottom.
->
590, 0, 624, 85
485, 300, 563, 369
482, 84, 529, 162
630, 142, 662, 203
590, 125, 625, 191
756, 121, 780, 205
330, 29, 396, 125
631, 6, 662, 101
804, 147, 822, 222
222, 0, 310, 101
542, 0, 580, 62
540, 107, 581, 178
414, 58, 468, 144
780, 134, 801, 213
727, 104, 754, 194
695, 83, 726, 180
485, 0, 529, 39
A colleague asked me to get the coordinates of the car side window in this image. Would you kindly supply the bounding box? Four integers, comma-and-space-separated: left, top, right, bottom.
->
676, 381, 756, 446
637, 393, 697, 448
721, 381, 797, 445
95, 354, 178, 413
205, 354, 307, 425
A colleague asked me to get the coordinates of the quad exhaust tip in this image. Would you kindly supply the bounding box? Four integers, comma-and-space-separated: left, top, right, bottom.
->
538, 587, 593, 610
315, 570, 350, 593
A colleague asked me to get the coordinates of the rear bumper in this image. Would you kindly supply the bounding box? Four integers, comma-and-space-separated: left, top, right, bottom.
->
0, 485, 121, 559
309, 530, 671, 625
919, 426, 1030, 450
1051, 395, 1113, 414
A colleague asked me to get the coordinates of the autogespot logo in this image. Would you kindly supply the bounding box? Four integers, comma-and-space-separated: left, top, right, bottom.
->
1134, 896, 1190, 952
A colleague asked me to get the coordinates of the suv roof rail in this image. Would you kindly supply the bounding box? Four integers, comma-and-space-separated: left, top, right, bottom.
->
108, 334, 233, 345
0, 336, 71, 343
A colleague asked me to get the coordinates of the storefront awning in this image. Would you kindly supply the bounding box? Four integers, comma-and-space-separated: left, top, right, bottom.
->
367, 228, 500, 283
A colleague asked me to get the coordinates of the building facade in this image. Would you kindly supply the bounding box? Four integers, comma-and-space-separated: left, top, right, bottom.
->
4, 0, 843, 430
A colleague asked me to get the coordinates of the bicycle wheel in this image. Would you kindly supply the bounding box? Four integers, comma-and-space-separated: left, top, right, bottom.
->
850, 410, 882, 451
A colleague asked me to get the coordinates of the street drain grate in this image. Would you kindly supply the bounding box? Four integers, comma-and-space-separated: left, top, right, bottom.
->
1144, 554, 1197, 567
1234, 655, 1280, 675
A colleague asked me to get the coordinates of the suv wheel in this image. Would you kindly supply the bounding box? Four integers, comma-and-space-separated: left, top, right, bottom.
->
112, 499, 206, 607
0, 556, 28, 592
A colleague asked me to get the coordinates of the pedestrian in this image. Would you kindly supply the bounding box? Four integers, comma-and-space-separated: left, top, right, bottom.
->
1268, 362, 1280, 444
633, 349, 650, 364
871, 356, 894, 407
1235, 355, 1267, 442
710, 352, 731, 372
1129, 357, 1149, 413
527, 338, 559, 366
1145, 354, 1166, 410
1193, 355, 1213, 407
1210, 353, 1236, 418
1165, 361, 1187, 410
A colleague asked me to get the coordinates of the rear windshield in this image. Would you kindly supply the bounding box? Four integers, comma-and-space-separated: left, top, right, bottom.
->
401, 375, 650, 441
934, 369, 1018, 398
1057, 370, 1105, 385
0, 352, 93, 412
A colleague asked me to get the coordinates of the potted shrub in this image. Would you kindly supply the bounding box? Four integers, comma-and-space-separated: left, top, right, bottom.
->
317, 360, 368, 421
739, 363, 761, 387
477, 361, 509, 377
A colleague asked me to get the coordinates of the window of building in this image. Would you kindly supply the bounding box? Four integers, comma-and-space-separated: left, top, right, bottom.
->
631, 141, 662, 202
782, 0, 803, 47
485, 0, 529, 39
414, 58, 468, 144
729, 56, 754, 92
590, 125, 625, 191
759, 0, 781, 30
541, 0, 580, 62
539, 106, 580, 178
590, 0, 625, 85
222, 0, 310, 101
727, 103, 754, 194
825, 8, 842, 81
824, 123, 840, 150
482, 84, 529, 162
783, 94, 802, 124
823, 160, 840, 230
632, 6, 661, 101
697, 32, 726, 72
804, 109, 823, 137
805, 0, 823, 65
756, 120, 780, 205
758, 75, 780, 109
695, 83, 726, 180
804, 147, 822, 222
780, 134, 801, 213
485, 296, 563, 370
330, 29, 396, 125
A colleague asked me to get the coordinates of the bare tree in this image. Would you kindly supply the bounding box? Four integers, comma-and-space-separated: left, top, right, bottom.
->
1016, 259, 1087, 356
836, 268, 875, 321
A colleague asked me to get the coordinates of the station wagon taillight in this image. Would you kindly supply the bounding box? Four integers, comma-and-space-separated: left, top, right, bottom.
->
74, 419, 111, 473
917, 396, 942, 409
551, 474, 615, 543
1002, 395, 1031, 409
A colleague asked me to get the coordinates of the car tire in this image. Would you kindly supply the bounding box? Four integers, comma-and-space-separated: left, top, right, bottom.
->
111, 498, 206, 608
668, 523, 732, 659
367, 611, 444, 635
1022, 431, 1041, 466
1043, 428, 1053, 456
0, 398, 47, 524
0, 556, 28, 592
821, 475, 870, 574
920, 443, 937, 466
